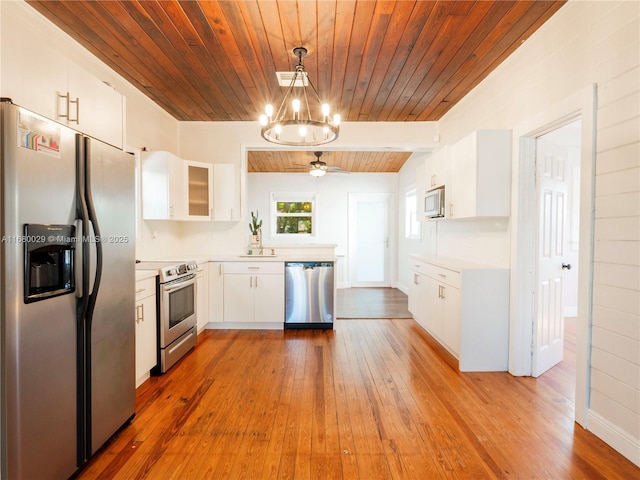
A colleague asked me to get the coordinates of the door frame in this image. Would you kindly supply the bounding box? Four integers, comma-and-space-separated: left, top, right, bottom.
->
510, 85, 596, 427
347, 192, 394, 287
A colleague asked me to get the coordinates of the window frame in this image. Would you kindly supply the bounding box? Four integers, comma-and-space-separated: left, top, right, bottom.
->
270, 192, 318, 238
405, 187, 420, 239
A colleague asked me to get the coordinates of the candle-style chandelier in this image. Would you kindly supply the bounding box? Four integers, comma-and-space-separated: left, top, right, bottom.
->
259, 47, 340, 146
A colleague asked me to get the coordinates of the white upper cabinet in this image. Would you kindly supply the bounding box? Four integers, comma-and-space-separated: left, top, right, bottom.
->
141, 151, 213, 221
66, 61, 124, 149
212, 164, 240, 221
1, 18, 67, 122
449, 130, 511, 219
416, 147, 450, 221
425, 146, 449, 190
1, 12, 124, 149
415, 162, 427, 220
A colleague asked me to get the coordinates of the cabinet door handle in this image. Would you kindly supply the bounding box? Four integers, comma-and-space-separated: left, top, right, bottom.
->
249, 276, 253, 288
58, 92, 69, 120
136, 303, 144, 323
69, 96, 79, 123
255, 275, 259, 287
58, 92, 80, 123
441, 285, 445, 300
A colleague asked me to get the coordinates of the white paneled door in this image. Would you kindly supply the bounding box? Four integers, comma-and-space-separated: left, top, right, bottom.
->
532, 122, 580, 377
348, 193, 391, 287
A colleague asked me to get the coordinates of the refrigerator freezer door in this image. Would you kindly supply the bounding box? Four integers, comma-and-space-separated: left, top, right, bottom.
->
1, 103, 79, 479
85, 137, 136, 455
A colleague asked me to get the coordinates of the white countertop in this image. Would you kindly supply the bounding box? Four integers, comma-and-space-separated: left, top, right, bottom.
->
409, 254, 508, 271
135, 269, 158, 281
137, 244, 338, 267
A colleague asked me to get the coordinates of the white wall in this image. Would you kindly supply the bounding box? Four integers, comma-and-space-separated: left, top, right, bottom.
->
589, 51, 639, 463
434, 0, 639, 465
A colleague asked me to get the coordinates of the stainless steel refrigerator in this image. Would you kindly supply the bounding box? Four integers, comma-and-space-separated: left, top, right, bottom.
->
0, 100, 136, 479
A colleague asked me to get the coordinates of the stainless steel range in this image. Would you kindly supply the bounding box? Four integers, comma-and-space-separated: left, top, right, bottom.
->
155, 261, 198, 373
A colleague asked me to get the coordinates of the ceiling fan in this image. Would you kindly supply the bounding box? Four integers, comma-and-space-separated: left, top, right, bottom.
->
303, 151, 350, 177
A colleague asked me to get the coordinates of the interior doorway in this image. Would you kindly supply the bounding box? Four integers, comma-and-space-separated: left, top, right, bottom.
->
533, 119, 582, 377
348, 193, 392, 287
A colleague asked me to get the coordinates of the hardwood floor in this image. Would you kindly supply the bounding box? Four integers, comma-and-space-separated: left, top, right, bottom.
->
75, 316, 638, 479
336, 287, 411, 319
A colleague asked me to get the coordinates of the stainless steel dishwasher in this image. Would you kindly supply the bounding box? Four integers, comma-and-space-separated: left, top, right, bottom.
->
285, 262, 334, 329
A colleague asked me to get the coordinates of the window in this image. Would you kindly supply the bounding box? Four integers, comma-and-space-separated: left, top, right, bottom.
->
271, 193, 316, 236
405, 188, 420, 238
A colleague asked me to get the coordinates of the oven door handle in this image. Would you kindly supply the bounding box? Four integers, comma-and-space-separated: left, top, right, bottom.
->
163, 276, 196, 293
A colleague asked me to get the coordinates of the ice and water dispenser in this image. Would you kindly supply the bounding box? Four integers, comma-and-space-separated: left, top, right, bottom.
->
23, 224, 75, 303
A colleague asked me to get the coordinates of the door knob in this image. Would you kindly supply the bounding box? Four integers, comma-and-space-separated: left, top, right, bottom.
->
562, 263, 571, 270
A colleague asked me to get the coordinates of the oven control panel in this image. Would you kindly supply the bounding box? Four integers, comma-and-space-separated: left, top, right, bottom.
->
159, 261, 198, 283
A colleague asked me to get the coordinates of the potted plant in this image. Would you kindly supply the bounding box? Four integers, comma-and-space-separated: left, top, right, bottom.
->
249, 210, 262, 250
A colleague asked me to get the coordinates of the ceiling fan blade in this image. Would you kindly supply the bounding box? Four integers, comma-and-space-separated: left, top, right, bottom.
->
327, 166, 351, 174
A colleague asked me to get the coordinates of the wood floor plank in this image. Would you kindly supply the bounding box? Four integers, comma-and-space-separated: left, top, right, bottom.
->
74, 312, 639, 479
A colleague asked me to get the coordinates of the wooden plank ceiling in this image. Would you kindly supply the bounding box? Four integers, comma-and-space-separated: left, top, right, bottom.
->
26, 0, 565, 173
248, 150, 412, 173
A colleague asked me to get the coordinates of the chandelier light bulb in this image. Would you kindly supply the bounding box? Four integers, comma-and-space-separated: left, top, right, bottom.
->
259, 114, 268, 126
292, 98, 300, 113
265, 104, 273, 119
321, 103, 330, 118
333, 113, 341, 126
299, 125, 307, 138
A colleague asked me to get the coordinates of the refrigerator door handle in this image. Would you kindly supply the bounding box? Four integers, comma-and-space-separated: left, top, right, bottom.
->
75, 219, 84, 298
83, 137, 103, 320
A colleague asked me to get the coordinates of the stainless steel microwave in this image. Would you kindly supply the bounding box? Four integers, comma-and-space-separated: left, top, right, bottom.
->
425, 187, 445, 218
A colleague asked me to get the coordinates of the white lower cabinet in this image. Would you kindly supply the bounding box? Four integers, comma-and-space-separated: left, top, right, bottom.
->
408, 262, 428, 329
409, 256, 509, 371
135, 276, 157, 387
208, 262, 225, 324
223, 262, 284, 324
196, 263, 209, 332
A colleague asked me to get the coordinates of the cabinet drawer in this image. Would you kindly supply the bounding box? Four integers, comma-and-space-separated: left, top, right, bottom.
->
223, 262, 284, 275
425, 263, 461, 289
135, 277, 156, 301
408, 259, 429, 276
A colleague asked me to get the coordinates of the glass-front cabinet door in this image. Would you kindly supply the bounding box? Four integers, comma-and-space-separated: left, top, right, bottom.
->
186, 162, 212, 219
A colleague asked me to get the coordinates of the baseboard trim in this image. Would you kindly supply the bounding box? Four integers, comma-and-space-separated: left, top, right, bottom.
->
205, 322, 283, 330
587, 410, 640, 467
